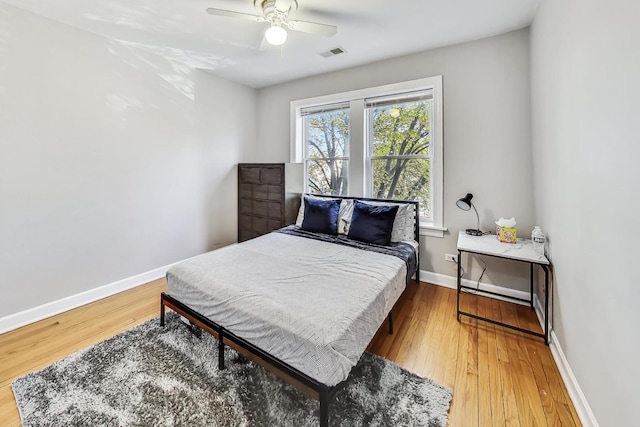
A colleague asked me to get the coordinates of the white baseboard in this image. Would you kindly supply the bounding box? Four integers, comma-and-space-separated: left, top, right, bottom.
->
548, 331, 599, 427
419, 269, 532, 305
420, 269, 598, 427
534, 294, 597, 426
0, 262, 178, 335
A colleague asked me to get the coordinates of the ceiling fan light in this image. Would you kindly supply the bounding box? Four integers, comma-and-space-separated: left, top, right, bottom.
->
265, 24, 287, 45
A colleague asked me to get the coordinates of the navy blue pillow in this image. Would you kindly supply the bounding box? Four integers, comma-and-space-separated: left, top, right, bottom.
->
301, 197, 342, 235
347, 201, 399, 246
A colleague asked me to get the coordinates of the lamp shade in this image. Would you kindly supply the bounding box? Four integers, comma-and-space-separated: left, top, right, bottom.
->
265, 25, 287, 46
456, 193, 474, 211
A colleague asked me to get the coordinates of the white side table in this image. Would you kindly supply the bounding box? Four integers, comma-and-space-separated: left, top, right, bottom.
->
456, 231, 551, 344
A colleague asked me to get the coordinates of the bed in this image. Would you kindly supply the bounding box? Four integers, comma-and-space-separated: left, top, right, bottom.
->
160, 194, 420, 426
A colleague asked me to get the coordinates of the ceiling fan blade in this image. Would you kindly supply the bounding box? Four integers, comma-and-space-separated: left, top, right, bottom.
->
287, 20, 337, 37
206, 8, 264, 22
274, 0, 295, 12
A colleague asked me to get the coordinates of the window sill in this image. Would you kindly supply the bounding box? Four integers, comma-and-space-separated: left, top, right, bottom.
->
419, 223, 447, 238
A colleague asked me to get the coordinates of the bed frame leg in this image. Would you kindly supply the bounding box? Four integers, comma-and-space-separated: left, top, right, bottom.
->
319, 388, 329, 427
218, 330, 225, 370
160, 295, 166, 327
388, 311, 393, 334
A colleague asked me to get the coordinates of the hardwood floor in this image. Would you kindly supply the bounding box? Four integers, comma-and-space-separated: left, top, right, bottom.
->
0, 279, 581, 426
368, 282, 581, 427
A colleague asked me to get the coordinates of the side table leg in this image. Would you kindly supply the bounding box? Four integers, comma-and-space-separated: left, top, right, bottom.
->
457, 250, 462, 321
530, 263, 534, 309
544, 265, 550, 345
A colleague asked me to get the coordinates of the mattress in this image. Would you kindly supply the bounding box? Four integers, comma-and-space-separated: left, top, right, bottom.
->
166, 231, 412, 387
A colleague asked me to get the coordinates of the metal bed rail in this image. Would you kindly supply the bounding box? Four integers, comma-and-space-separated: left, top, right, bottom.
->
161, 292, 345, 427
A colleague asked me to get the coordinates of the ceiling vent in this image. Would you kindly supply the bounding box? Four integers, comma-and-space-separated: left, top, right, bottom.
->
320, 47, 346, 58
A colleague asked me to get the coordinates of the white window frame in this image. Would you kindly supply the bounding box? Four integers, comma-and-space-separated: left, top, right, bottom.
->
290, 76, 445, 238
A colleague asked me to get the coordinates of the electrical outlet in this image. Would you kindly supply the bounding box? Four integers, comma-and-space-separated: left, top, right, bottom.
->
445, 253, 457, 262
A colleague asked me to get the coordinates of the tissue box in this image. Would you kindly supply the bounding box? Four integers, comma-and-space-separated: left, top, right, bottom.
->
496, 226, 517, 243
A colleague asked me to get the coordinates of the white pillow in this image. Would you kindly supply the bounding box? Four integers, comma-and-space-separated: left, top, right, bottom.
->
338, 199, 354, 234
342, 200, 417, 242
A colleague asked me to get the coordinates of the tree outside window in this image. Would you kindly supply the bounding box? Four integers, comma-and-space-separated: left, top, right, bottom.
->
368, 99, 431, 219
304, 108, 349, 196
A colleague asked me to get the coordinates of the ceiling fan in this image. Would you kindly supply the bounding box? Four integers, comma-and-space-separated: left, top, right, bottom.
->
206, 0, 337, 46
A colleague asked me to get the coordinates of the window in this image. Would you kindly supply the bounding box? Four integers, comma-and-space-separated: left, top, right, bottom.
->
367, 92, 432, 219
291, 76, 444, 237
301, 103, 349, 196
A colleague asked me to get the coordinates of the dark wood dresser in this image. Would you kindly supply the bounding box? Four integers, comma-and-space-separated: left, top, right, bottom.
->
237, 163, 302, 242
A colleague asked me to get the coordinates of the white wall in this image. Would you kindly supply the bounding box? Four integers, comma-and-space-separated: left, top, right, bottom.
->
0, 4, 257, 319
257, 29, 535, 291
530, 0, 640, 425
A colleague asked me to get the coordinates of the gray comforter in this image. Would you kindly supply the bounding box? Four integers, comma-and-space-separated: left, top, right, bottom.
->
166, 231, 411, 387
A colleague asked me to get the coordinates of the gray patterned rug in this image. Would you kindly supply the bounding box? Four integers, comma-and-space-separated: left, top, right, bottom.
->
12, 313, 452, 426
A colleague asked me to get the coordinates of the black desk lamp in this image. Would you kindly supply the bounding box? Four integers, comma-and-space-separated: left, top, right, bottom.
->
456, 193, 483, 236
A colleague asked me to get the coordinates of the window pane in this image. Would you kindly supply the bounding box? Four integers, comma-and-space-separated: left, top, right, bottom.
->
305, 109, 350, 158
371, 158, 431, 219
307, 159, 348, 196
370, 100, 430, 157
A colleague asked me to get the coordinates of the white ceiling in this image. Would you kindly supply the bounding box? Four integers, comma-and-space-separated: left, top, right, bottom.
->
2, 0, 540, 88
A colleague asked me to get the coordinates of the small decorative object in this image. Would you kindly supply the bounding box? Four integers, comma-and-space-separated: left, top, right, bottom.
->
495, 217, 517, 243
456, 193, 482, 236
